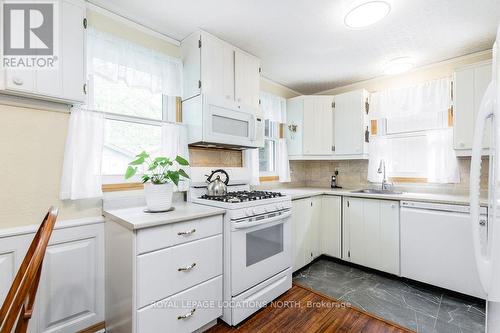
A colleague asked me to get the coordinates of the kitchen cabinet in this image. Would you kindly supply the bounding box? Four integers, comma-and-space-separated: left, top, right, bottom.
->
286, 95, 334, 158
0, 0, 87, 104
0, 219, 104, 333
453, 60, 492, 153
182, 31, 261, 111
235, 49, 261, 110
320, 195, 342, 259
303, 96, 335, 155
334, 89, 369, 157
292, 195, 341, 271
292, 197, 312, 271
286, 97, 304, 156
343, 197, 400, 275
308, 196, 322, 259
105, 211, 224, 333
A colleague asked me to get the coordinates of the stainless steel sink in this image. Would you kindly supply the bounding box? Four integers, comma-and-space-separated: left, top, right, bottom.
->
351, 188, 403, 195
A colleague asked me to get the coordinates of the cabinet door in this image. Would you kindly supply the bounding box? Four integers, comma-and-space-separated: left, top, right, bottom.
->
334, 91, 365, 155
37, 223, 104, 333
454, 62, 492, 150
309, 196, 322, 260
60, 0, 86, 102
343, 197, 364, 265
182, 33, 202, 100
37, 0, 85, 102
303, 97, 334, 155
320, 195, 342, 258
292, 198, 311, 271
201, 33, 232, 100
363, 199, 380, 270
379, 201, 400, 275
234, 50, 260, 110
286, 98, 304, 156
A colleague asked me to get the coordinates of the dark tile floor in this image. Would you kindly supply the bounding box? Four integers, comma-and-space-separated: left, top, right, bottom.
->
293, 259, 486, 333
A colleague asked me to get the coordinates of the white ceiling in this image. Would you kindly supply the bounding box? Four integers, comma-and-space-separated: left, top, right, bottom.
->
90, 0, 500, 94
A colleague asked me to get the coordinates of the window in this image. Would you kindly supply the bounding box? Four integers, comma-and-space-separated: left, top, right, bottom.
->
368, 78, 459, 183
259, 120, 279, 176
87, 27, 182, 182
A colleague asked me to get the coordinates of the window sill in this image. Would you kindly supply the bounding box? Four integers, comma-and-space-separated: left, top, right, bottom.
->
259, 175, 279, 182
102, 182, 144, 192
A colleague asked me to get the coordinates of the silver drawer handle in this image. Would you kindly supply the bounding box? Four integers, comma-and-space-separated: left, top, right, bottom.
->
178, 263, 196, 272
479, 219, 487, 226
177, 308, 195, 320
12, 77, 23, 85
177, 228, 196, 236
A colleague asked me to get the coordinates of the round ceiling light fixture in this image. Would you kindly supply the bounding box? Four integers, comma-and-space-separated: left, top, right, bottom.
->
344, 0, 392, 29
383, 57, 415, 75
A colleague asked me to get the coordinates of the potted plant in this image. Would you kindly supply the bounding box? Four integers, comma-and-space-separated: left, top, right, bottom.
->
125, 151, 190, 212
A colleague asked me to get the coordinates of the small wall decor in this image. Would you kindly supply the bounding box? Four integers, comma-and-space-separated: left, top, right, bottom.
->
288, 123, 298, 139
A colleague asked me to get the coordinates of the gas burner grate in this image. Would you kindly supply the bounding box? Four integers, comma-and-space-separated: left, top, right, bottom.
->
199, 190, 284, 203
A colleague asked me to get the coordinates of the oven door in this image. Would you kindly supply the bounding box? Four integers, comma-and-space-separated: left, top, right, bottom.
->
203, 96, 257, 148
230, 209, 292, 296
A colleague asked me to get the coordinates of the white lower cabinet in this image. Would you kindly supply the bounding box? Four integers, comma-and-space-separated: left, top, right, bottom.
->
292, 197, 312, 271
137, 276, 223, 333
343, 197, 400, 275
292, 195, 342, 271
105, 214, 224, 333
320, 195, 342, 259
0, 219, 105, 333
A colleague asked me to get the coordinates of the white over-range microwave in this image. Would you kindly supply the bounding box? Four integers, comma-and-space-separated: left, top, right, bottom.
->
182, 94, 264, 149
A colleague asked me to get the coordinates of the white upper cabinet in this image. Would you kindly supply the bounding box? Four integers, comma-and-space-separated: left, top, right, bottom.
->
333, 89, 369, 157
286, 97, 304, 156
0, 0, 86, 104
234, 49, 261, 111
303, 96, 334, 155
182, 31, 260, 111
200, 33, 235, 102
453, 61, 492, 152
286, 95, 334, 157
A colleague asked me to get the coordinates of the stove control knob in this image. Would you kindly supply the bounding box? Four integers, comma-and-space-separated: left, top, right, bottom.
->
252, 209, 258, 215
245, 209, 252, 216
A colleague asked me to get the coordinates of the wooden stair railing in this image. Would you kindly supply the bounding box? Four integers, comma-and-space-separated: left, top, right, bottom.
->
0, 207, 58, 333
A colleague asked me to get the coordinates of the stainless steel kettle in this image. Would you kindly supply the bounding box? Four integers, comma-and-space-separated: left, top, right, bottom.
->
206, 169, 229, 196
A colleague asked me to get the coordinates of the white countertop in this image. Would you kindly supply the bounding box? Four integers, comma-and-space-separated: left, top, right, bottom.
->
272, 187, 488, 206
104, 202, 226, 230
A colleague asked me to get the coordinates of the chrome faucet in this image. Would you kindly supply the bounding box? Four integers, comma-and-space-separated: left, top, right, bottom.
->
377, 159, 392, 191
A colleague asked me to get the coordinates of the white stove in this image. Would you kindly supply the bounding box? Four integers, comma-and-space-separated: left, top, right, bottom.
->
189, 182, 293, 326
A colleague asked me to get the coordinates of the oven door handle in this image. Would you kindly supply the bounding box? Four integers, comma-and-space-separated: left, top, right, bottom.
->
232, 211, 291, 230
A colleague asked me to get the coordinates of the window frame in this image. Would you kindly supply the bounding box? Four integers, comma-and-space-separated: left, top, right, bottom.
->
259, 119, 280, 178
97, 92, 179, 185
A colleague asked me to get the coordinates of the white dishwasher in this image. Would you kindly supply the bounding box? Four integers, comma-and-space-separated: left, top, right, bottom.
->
400, 201, 487, 299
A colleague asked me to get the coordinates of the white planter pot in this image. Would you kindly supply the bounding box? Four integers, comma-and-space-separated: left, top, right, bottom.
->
144, 182, 173, 212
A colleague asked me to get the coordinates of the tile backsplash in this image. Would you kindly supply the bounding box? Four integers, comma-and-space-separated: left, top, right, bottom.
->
285, 157, 489, 194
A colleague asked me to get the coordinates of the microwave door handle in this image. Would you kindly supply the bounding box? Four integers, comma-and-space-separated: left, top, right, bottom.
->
233, 211, 292, 230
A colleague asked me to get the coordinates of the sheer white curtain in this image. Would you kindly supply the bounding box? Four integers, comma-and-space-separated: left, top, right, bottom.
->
60, 27, 183, 199
161, 123, 190, 191
87, 27, 182, 96
368, 78, 459, 183
60, 107, 104, 200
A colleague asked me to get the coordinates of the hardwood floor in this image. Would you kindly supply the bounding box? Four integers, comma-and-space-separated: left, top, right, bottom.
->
207, 283, 414, 333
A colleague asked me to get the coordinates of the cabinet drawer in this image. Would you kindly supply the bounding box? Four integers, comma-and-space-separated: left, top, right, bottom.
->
136, 215, 222, 254
137, 276, 222, 333
136, 235, 222, 308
